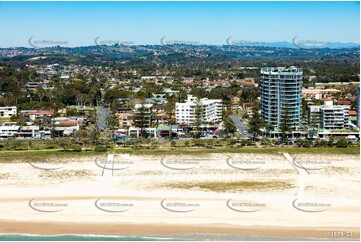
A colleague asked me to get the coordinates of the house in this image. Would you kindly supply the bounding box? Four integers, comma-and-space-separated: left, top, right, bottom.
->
338, 100, 351, 105
302, 88, 341, 100
163, 88, 179, 96
236, 79, 257, 87
16, 125, 41, 139
48, 117, 83, 137
29, 110, 54, 121
152, 105, 166, 113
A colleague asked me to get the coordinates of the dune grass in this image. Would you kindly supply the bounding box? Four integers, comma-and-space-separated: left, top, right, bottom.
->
0, 146, 358, 162
165, 180, 294, 192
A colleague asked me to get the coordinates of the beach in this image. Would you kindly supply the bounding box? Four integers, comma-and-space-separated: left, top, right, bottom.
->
0, 152, 359, 240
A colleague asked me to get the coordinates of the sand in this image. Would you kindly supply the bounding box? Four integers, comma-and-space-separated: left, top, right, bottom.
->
0, 152, 359, 240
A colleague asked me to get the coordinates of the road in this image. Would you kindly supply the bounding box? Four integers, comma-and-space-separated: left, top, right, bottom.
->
97, 103, 110, 131
229, 115, 249, 138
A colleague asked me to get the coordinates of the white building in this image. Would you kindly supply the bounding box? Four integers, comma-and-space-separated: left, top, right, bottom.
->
176, 95, 222, 125
308, 101, 350, 130
0, 106, 17, 118
0, 122, 40, 139
0, 122, 19, 139
163, 88, 179, 95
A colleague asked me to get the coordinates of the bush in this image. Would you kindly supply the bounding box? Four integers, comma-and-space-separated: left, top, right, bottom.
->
70, 144, 82, 152
45, 141, 57, 149
184, 141, 190, 147
205, 140, 214, 149
94, 145, 107, 152
56, 138, 73, 151
336, 139, 349, 148
215, 140, 222, 147
149, 140, 159, 150
170, 141, 176, 147
226, 138, 237, 147
193, 139, 206, 147
261, 138, 272, 145
4, 140, 26, 150
319, 139, 328, 147
296, 139, 312, 148
303, 139, 312, 148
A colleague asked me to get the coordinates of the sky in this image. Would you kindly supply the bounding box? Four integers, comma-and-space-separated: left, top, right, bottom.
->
0, 1, 359, 47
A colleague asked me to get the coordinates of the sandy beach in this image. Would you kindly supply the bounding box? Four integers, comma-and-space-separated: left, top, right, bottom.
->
0, 152, 359, 240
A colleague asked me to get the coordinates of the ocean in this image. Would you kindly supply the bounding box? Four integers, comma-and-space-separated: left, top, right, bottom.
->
0, 234, 358, 241
0, 235, 174, 241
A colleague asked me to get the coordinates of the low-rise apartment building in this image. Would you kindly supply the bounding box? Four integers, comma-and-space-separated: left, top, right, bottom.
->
134, 104, 153, 129
308, 101, 350, 129
0, 106, 17, 118
175, 95, 223, 125
0, 122, 41, 139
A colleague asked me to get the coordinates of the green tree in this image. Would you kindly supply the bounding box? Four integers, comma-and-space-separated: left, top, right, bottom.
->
248, 104, 263, 140
133, 103, 150, 137
165, 101, 175, 125
280, 105, 290, 143
193, 101, 203, 138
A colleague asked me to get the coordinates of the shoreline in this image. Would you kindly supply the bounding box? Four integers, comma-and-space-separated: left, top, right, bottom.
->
0, 221, 359, 240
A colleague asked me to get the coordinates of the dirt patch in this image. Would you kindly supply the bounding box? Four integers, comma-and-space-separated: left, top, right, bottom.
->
0, 173, 11, 179
39, 170, 94, 180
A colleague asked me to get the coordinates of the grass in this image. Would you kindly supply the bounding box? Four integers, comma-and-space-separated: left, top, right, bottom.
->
0, 117, 11, 122
119, 146, 360, 155
0, 146, 358, 161
0, 150, 99, 163
166, 181, 294, 192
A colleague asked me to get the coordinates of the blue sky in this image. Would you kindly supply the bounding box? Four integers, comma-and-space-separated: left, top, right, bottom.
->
0, 1, 359, 47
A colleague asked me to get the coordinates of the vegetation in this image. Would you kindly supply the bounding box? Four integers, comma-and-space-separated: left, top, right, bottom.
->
248, 103, 263, 140
165, 181, 294, 192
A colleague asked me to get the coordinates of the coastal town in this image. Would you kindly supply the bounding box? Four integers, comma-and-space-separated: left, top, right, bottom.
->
0, 61, 359, 151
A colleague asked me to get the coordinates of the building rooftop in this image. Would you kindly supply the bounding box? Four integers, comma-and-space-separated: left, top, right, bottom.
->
261, 66, 302, 74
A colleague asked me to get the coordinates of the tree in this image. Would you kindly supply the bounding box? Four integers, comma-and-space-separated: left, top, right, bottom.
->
223, 109, 236, 134
165, 101, 175, 125
86, 125, 100, 146
280, 105, 290, 143
73, 129, 91, 150
193, 101, 203, 138
301, 98, 308, 123
133, 102, 150, 137
248, 104, 263, 140
108, 113, 119, 130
